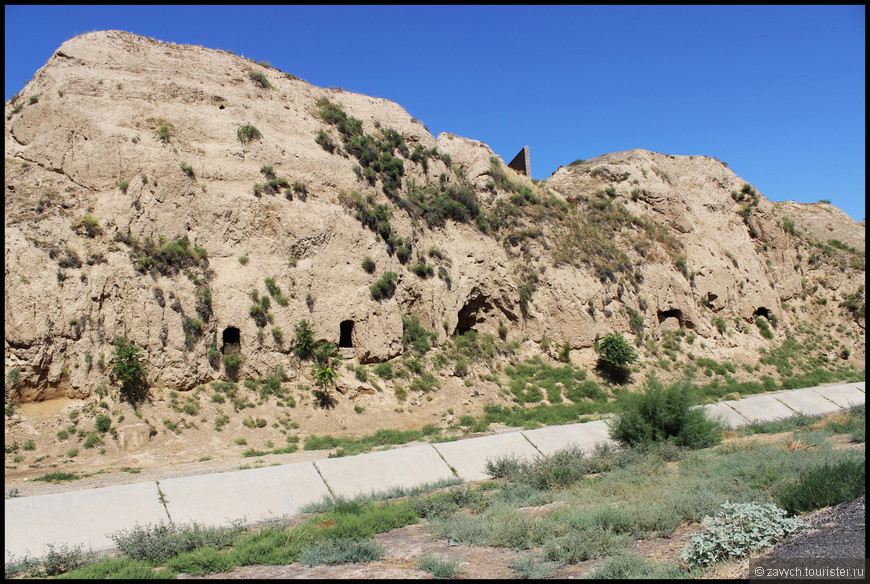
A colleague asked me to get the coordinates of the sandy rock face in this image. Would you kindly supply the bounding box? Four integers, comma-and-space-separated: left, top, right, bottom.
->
4, 31, 865, 404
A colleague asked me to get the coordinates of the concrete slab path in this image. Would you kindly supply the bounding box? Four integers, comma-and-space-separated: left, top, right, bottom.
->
522, 420, 615, 455
314, 444, 455, 499
159, 460, 331, 528
5, 482, 166, 557
432, 431, 541, 481
4, 382, 864, 561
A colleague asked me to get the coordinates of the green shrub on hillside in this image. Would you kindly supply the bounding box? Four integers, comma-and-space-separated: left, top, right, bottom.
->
247, 71, 273, 89
110, 337, 149, 405
294, 320, 316, 360
370, 272, 398, 301
237, 123, 262, 144
609, 377, 723, 449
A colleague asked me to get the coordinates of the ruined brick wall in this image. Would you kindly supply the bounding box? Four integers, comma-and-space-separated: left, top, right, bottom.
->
508, 146, 531, 176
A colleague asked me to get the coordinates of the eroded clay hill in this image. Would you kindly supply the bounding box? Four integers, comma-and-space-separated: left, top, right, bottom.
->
4, 31, 865, 471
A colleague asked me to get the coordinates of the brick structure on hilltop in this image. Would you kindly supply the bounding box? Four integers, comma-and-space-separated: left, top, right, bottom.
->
508, 146, 531, 177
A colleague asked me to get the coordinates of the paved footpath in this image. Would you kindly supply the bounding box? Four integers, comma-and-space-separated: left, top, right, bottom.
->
5, 382, 864, 560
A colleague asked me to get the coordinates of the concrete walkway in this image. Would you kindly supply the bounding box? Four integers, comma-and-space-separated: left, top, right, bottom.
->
5, 382, 864, 560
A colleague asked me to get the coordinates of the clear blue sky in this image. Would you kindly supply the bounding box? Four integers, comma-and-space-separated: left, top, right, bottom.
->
5, 5, 865, 221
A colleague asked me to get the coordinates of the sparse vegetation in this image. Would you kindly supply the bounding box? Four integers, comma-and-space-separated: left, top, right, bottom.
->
370, 271, 398, 301
247, 71, 273, 89
236, 123, 262, 144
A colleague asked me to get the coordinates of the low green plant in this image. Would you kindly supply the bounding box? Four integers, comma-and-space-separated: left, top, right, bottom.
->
237, 123, 262, 144
509, 553, 561, 579
776, 457, 865, 514
418, 554, 461, 579
588, 553, 685, 579
755, 316, 774, 339
95, 414, 112, 433
297, 538, 385, 566
222, 349, 244, 378
247, 71, 273, 89
370, 272, 398, 301
33, 472, 80, 483
681, 502, 803, 567
110, 521, 241, 564
402, 314, 434, 353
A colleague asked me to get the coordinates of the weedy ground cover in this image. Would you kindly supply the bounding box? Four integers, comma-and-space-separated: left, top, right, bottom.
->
6, 407, 863, 579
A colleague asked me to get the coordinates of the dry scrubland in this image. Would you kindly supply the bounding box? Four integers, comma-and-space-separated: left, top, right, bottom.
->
4, 31, 865, 493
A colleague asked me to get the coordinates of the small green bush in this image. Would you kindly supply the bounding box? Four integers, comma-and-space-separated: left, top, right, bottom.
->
294, 320, 316, 360
402, 314, 434, 353
374, 362, 394, 379
110, 521, 240, 563
418, 554, 461, 579
222, 350, 244, 377
298, 538, 384, 566
510, 553, 561, 579
361, 256, 376, 273
163, 546, 236, 576
315, 129, 337, 153
247, 71, 273, 89
681, 502, 803, 567
95, 414, 112, 433
588, 553, 684, 579
237, 123, 262, 144
609, 377, 723, 449
596, 333, 637, 369
110, 337, 148, 404
776, 458, 865, 514
756, 317, 774, 339
370, 272, 398, 301
411, 260, 434, 278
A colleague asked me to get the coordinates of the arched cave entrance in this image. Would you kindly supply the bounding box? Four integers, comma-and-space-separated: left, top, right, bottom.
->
754, 307, 773, 321
222, 327, 241, 354
339, 320, 354, 348
457, 294, 493, 336
657, 308, 683, 325
657, 308, 695, 330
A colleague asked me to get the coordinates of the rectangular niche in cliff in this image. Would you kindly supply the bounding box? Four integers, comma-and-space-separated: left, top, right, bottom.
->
222, 327, 241, 353
339, 320, 354, 348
